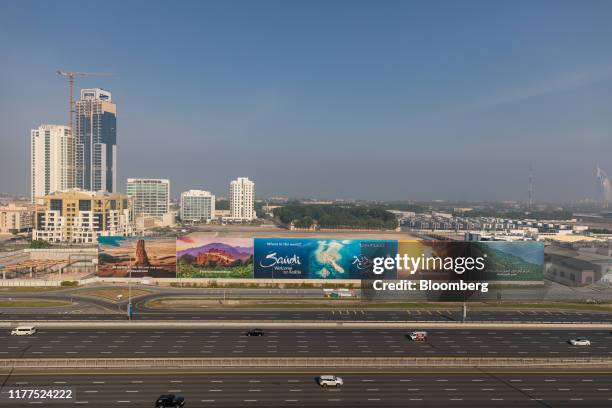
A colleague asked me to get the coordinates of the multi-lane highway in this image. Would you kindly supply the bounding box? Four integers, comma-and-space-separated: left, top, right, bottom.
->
2, 309, 612, 322
1, 328, 610, 358
1, 371, 611, 407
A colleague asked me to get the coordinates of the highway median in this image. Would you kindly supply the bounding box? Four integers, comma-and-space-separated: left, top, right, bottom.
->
2, 357, 612, 370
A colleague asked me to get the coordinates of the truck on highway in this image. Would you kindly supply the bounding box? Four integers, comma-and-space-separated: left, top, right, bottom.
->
323, 288, 356, 299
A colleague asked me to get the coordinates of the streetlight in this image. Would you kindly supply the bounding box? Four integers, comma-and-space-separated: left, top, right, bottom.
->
127, 254, 133, 320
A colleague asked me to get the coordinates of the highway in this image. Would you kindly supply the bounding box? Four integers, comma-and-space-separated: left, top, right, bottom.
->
1, 309, 612, 322
1, 328, 611, 358
1, 371, 611, 407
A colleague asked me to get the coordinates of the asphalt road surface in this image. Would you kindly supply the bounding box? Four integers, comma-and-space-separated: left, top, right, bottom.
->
2, 309, 612, 322
1, 372, 611, 407
1, 328, 611, 358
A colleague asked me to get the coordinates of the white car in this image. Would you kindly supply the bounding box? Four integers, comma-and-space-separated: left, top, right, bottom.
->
318, 375, 343, 388
11, 326, 37, 336
569, 338, 591, 346
409, 331, 428, 341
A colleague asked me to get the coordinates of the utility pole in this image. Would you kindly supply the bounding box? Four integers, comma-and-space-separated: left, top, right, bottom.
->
56, 71, 112, 130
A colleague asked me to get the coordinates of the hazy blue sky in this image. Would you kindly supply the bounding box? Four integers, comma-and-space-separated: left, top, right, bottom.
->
1, 0, 612, 202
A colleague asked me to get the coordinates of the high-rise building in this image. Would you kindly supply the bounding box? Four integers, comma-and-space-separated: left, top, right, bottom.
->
126, 178, 170, 219
180, 190, 215, 223
75, 88, 117, 193
33, 190, 133, 243
229, 177, 255, 220
31, 124, 75, 203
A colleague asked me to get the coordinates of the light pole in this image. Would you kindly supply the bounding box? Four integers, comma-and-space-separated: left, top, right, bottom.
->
128, 255, 133, 320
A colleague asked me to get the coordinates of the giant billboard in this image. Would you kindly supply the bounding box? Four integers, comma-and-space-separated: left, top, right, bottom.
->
470, 241, 544, 281
396, 240, 544, 282
98, 236, 177, 278
253, 238, 397, 279
172, 235, 543, 282
176, 233, 254, 278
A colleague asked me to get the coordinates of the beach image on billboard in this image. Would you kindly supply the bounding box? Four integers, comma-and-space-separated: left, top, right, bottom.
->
98, 236, 177, 278
176, 233, 254, 278
254, 238, 397, 279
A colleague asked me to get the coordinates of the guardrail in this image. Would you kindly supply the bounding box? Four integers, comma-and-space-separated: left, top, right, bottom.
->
1, 357, 611, 369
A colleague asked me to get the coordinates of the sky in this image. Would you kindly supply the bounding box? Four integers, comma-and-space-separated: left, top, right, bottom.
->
1, 0, 612, 202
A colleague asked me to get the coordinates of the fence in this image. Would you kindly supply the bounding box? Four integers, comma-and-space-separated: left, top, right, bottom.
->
0, 357, 611, 369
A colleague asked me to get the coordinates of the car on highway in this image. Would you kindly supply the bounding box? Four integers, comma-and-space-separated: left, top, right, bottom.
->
246, 328, 264, 336
318, 375, 343, 388
155, 394, 185, 407
10, 326, 37, 336
569, 338, 591, 346
408, 331, 427, 341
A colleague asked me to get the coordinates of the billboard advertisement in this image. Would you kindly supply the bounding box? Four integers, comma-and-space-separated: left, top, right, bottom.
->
395, 240, 543, 282
470, 241, 544, 281
98, 236, 176, 278
396, 240, 471, 280
254, 238, 397, 279
363, 240, 545, 302
176, 233, 253, 278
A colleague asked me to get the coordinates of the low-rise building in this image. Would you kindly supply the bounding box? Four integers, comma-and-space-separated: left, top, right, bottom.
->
545, 246, 612, 286
0, 203, 34, 233
33, 190, 134, 243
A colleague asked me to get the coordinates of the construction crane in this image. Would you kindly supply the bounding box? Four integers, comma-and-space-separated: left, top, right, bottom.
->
56, 71, 112, 130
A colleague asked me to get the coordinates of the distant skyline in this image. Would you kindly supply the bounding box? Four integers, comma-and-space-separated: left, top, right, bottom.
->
1, 1, 612, 202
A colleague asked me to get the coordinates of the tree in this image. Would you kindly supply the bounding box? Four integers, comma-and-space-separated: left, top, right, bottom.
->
30, 239, 50, 249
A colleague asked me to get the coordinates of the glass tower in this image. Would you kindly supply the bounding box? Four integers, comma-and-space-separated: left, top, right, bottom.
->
75, 88, 117, 192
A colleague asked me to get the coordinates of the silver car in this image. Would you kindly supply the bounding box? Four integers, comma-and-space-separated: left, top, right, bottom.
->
318, 375, 343, 388
569, 338, 591, 346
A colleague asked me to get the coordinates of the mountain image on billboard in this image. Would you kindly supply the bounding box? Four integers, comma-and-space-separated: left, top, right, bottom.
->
470, 241, 544, 281
98, 236, 177, 277
177, 233, 253, 278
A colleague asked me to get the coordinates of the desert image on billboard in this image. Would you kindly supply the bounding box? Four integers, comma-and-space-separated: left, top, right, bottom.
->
98, 236, 177, 278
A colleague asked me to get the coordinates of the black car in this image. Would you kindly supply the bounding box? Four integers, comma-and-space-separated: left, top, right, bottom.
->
155, 394, 185, 408
246, 328, 264, 336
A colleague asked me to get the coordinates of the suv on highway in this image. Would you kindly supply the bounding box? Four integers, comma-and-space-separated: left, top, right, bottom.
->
11, 326, 37, 336
569, 338, 591, 346
155, 394, 185, 407
408, 331, 427, 341
247, 328, 264, 336
318, 375, 343, 388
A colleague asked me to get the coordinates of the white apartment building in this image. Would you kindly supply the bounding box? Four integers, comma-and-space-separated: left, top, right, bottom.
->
229, 177, 255, 220
180, 190, 215, 223
31, 124, 75, 203
126, 178, 170, 219
33, 190, 133, 244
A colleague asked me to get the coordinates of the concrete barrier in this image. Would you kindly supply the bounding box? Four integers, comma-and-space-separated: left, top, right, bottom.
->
1, 321, 612, 330
1, 357, 610, 369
